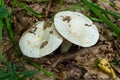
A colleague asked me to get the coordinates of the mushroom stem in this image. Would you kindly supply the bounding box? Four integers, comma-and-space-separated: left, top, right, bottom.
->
60, 39, 72, 53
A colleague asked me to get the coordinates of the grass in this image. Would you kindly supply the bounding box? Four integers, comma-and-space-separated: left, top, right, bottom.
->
0, 0, 4, 6
0, 46, 37, 80
82, 0, 120, 39
5, 17, 15, 43
102, 0, 113, 5
0, 61, 37, 80
64, 3, 89, 12
0, 0, 43, 44
13, 0, 42, 18
0, 0, 9, 64
20, 0, 48, 2
57, 0, 64, 11
93, 4, 120, 19
64, 3, 83, 11
0, 0, 15, 44
26, 58, 56, 77
0, 4, 9, 44
0, 19, 3, 44
94, 58, 100, 68
86, 16, 103, 22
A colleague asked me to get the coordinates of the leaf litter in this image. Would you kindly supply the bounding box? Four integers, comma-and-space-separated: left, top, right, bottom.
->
1, 0, 120, 80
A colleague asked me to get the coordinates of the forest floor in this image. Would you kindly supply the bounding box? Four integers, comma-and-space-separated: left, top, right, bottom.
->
1, 0, 120, 80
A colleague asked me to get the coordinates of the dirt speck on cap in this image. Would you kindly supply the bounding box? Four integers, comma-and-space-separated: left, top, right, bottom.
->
43, 21, 52, 30
85, 23, 92, 27
40, 41, 48, 49
49, 31, 53, 34
28, 27, 37, 33
62, 16, 71, 23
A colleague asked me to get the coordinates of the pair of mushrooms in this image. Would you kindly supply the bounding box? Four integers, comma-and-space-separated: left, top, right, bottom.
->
19, 11, 99, 58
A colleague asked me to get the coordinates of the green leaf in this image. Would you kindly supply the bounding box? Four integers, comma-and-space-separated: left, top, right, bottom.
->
0, 6, 9, 19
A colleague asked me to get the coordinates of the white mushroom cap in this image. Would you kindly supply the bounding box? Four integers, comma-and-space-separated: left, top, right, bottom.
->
19, 21, 63, 58
54, 11, 99, 47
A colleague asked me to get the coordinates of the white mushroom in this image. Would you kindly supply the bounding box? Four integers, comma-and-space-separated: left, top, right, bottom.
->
19, 21, 63, 58
54, 11, 99, 47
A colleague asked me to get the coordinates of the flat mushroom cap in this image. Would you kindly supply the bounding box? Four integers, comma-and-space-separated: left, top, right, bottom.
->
19, 21, 63, 58
54, 11, 99, 47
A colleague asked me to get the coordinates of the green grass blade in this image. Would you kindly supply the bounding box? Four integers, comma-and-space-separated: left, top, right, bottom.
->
0, 72, 14, 79
5, 17, 15, 43
57, 0, 64, 11
93, 4, 120, 19
31, 0, 48, 2
20, 0, 48, 2
86, 15, 103, 22
102, 0, 113, 5
0, 20, 3, 63
0, 19, 3, 45
82, 0, 120, 38
17, 70, 37, 80
64, 4, 82, 11
0, 2, 15, 44
0, 52, 4, 62
0, 62, 13, 79
0, 73, 11, 79
0, 6, 9, 19
27, 58, 55, 77
0, 67, 6, 75
0, 61, 37, 80
0, 0, 4, 6
13, 1, 42, 18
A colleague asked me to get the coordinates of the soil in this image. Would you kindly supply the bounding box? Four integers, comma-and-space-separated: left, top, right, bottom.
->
1, 0, 120, 80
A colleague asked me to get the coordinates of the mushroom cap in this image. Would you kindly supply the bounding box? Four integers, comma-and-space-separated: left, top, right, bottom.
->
19, 21, 63, 58
54, 11, 99, 47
